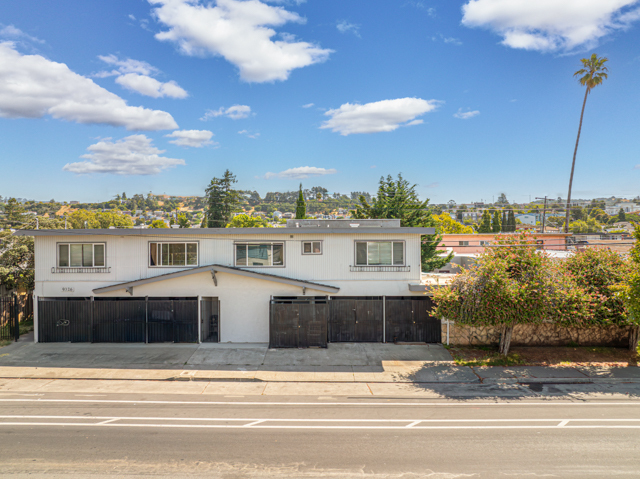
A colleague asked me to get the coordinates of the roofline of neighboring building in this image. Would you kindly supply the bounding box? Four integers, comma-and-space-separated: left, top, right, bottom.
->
92, 264, 341, 295
440, 233, 572, 237
14, 227, 435, 237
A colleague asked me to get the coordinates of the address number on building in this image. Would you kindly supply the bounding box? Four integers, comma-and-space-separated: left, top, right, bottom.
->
62, 287, 75, 292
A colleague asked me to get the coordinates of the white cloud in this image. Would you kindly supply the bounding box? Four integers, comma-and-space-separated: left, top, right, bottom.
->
116, 73, 188, 98
0, 42, 178, 130
336, 20, 361, 37
302, 103, 314, 108
0, 25, 45, 44
462, 0, 640, 52
238, 129, 260, 139
149, 0, 333, 82
98, 54, 159, 76
165, 129, 216, 147
264, 166, 337, 179
97, 54, 188, 99
320, 98, 441, 136
201, 104, 252, 120
432, 33, 462, 45
63, 135, 185, 175
454, 108, 480, 119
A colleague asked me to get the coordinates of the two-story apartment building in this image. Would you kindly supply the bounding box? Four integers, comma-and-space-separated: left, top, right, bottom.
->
17, 219, 439, 347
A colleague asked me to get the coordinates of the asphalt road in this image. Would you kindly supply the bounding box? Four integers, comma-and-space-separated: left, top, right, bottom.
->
1, 392, 640, 478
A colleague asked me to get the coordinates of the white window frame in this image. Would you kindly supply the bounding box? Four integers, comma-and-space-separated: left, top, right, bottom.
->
301, 240, 322, 255
479, 241, 490, 246
57, 242, 106, 268
148, 241, 199, 268
234, 242, 285, 268
459, 241, 470, 246
354, 240, 405, 267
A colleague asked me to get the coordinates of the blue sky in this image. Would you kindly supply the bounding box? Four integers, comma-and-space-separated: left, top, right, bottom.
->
1, 0, 639, 204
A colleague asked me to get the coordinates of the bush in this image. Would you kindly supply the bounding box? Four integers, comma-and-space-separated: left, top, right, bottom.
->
563, 248, 631, 326
432, 233, 597, 355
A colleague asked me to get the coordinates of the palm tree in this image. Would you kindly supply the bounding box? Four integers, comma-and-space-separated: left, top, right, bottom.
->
565, 54, 609, 233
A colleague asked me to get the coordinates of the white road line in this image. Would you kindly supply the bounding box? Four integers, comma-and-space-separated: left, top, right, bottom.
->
406, 421, 422, 428
0, 422, 639, 430
0, 398, 639, 407
96, 418, 120, 425
558, 420, 570, 427
243, 420, 265, 427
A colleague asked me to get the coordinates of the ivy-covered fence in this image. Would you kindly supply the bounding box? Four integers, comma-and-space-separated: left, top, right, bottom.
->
432, 233, 638, 355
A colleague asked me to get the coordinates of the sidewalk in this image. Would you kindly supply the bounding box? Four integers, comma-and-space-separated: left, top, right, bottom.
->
1, 334, 639, 385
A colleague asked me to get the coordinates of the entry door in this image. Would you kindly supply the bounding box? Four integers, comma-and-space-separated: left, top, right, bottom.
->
414, 299, 441, 343
200, 297, 219, 343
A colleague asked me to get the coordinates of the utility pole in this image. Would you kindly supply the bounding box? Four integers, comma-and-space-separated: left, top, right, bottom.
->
536, 196, 548, 233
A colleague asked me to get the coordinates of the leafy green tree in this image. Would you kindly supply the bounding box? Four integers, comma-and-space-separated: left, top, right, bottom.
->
0, 231, 34, 291
496, 193, 509, 205
205, 170, 241, 228
565, 53, 609, 232
432, 213, 473, 234
3, 198, 25, 227
226, 214, 272, 228
477, 210, 492, 233
570, 217, 602, 234
295, 183, 306, 219
613, 225, 640, 349
352, 174, 452, 271
177, 214, 190, 228
617, 208, 626, 223
149, 220, 168, 228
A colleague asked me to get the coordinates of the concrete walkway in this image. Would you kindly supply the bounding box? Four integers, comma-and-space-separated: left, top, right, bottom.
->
0, 334, 639, 384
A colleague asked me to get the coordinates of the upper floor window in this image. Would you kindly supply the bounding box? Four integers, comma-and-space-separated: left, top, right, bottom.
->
302, 241, 322, 255
355, 241, 404, 266
459, 241, 469, 246
149, 242, 198, 267
235, 242, 284, 267
58, 243, 105, 268
479, 241, 490, 246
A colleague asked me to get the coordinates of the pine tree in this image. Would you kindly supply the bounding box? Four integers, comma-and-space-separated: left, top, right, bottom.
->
501, 211, 507, 232
508, 210, 516, 232
352, 174, 452, 271
492, 210, 502, 233
205, 170, 241, 228
477, 210, 492, 233
295, 183, 306, 219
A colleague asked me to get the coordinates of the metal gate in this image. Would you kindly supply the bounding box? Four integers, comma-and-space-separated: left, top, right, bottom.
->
385, 297, 441, 343
38, 297, 198, 343
38, 298, 92, 343
269, 296, 328, 348
1, 295, 32, 342
328, 297, 383, 343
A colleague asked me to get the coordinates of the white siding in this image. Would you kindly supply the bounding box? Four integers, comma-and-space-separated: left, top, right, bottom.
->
35, 232, 423, 288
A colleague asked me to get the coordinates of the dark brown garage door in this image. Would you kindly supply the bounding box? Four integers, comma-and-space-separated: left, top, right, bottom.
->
385, 297, 441, 343
269, 297, 328, 348
329, 297, 383, 342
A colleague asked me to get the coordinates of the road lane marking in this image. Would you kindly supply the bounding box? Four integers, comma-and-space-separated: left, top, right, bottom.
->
1, 398, 640, 407
1, 415, 640, 431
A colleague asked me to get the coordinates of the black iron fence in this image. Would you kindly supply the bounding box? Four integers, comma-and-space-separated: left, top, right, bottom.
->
1, 294, 33, 342
38, 297, 198, 343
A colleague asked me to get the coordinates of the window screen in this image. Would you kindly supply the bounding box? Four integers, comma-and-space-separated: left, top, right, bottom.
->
235, 243, 284, 267
150, 242, 198, 267
355, 241, 404, 266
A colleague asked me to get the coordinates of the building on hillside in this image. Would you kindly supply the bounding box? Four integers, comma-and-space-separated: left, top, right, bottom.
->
17, 219, 441, 346
437, 233, 570, 254
604, 203, 640, 215
515, 213, 540, 225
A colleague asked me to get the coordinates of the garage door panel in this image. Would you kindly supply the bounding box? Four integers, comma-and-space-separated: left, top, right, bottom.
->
270, 298, 328, 348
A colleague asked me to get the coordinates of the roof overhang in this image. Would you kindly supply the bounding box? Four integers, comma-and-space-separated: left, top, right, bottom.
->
92, 264, 340, 295
14, 226, 435, 237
